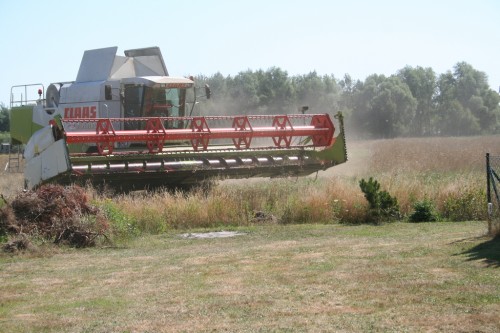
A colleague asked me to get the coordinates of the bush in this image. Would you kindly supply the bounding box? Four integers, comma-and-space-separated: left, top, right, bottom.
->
359, 177, 399, 223
409, 199, 438, 222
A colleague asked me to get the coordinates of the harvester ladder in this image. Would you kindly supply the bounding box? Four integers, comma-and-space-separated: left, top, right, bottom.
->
7, 144, 22, 173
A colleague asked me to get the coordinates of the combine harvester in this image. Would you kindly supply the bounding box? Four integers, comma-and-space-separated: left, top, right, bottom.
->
10, 47, 347, 191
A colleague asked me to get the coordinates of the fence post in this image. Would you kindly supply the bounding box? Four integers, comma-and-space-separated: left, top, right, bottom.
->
486, 153, 492, 233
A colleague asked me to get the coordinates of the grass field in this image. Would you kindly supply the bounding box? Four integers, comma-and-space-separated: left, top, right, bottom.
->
1, 222, 499, 332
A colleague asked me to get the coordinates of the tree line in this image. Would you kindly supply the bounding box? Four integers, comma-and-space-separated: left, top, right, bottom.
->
1, 62, 498, 139
196, 62, 500, 139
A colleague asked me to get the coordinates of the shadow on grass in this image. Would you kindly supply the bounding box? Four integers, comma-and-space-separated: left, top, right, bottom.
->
461, 236, 500, 268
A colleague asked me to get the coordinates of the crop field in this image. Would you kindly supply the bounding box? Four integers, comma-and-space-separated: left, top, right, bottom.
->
1, 136, 500, 332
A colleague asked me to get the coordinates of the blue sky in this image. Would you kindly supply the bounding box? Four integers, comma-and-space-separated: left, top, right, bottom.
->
1, 0, 499, 106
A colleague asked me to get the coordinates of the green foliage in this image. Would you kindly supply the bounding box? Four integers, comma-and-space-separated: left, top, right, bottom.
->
359, 177, 399, 223
0, 195, 5, 209
435, 63, 500, 136
134, 207, 168, 234
0, 104, 9, 133
99, 199, 139, 240
279, 200, 315, 225
351, 75, 417, 138
397, 66, 436, 136
442, 187, 486, 222
195, 62, 498, 139
409, 199, 439, 223
0, 132, 9, 143
359, 177, 380, 210
196, 68, 341, 117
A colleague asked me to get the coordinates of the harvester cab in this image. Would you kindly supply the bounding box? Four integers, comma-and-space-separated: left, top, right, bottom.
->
10, 46, 347, 191
16, 47, 202, 139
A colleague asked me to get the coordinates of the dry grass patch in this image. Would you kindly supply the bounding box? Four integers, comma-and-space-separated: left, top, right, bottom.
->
366, 136, 500, 174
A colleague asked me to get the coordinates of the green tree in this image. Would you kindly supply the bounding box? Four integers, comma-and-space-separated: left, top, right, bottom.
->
292, 71, 341, 115
435, 62, 500, 135
359, 177, 399, 223
195, 72, 232, 116
194, 62, 498, 139
438, 99, 481, 136
339, 74, 363, 131
228, 70, 261, 113
397, 66, 436, 136
351, 75, 417, 138
204, 72, 228, 95
256, 67, 294, 114
0, 103, 9, 132
454, 62, 500, 133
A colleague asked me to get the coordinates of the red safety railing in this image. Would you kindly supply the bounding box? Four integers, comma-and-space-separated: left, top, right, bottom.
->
58, 114, 335, 155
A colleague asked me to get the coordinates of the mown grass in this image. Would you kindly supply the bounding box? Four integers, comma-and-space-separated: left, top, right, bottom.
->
0, 222, 498, 332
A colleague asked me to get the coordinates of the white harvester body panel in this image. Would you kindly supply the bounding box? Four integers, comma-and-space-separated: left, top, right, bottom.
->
41, 140, 72, 182
76, 47, 118, 82
25, 139, 71, 189
25, 155, 42, 190
24, 126, 71, 189
60, 82, 103, 103
24, 125, 55, 160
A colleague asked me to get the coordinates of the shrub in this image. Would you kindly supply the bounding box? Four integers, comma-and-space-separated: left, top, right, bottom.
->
409, 199, 438, 222
359, 177, 399, 223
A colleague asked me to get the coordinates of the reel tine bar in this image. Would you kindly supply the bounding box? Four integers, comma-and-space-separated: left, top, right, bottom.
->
60, 114, 335, 156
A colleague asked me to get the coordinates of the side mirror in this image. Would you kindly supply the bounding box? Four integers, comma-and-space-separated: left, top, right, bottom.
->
204, 84, 211, 99
105, 85, 112, 100
299, 106, 309, 114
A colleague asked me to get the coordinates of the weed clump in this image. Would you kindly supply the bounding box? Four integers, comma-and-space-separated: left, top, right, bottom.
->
2, 234, 33, 253
442, 187, 485, 221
